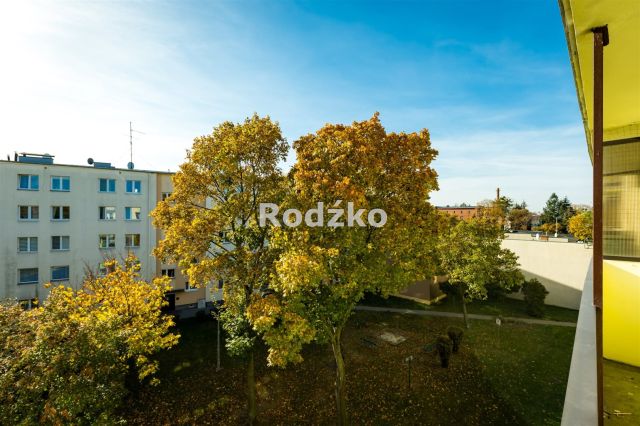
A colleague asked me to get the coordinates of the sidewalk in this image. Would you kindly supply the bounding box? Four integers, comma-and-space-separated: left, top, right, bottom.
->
355, 305, 577, 327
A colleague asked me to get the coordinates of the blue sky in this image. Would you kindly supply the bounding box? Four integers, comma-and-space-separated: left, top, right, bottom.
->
0, 0, 592, 211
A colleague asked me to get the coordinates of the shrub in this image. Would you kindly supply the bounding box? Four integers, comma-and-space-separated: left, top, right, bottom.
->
522, 278, 549, 318
436, 335, 453, 368
446, 326, 464, 353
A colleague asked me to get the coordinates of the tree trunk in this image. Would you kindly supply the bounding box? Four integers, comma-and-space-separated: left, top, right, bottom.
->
459, 285, 470, 329
247, 350, 257, 425
331, 328, 348, 425
216, 318, 222, 371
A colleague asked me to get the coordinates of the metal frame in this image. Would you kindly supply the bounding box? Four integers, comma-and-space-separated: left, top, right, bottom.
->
592, 25, 608, 426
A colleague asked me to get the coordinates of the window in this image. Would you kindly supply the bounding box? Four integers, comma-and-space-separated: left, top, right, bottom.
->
51, 236, 70, 251
124, 207, 141, 220
18, 268, 38, 284
99, 234, 116, 249
126, 180, 141, 193
18, 237, 38, 252
185, 281, 197, 291
18, 298, 38, 310
99, 178, 116, 193
98, 262, 115, 276
18, 174, 39, 190
125, 233, 141, 248
218, 279, 224, 289
161, 268, 176, 278
51, 206, 70, 220
99, 206, 116, 220
162, 192, 172, 201
51, 266, 70, 282
50, 176, 70, 191
18, 205, 39, 220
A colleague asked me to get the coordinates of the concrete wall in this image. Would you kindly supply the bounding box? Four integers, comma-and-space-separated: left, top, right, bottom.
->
502, 237, 593, 309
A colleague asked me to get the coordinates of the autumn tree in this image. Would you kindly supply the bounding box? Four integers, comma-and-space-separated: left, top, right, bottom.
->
151, 114, 288, 424
540, 193, 575, 233
478, 195, 513, 227
438, 218, 523, 328
0, 257, 177, 424
568, 210, 593, 242
248, 114, 439, 424
507, 204, 532, 230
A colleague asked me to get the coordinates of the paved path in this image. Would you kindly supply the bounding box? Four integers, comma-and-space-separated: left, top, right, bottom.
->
355, 305, 577, 327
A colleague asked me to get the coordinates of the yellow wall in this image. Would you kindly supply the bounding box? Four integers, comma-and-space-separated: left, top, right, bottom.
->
603, 260, 640, 366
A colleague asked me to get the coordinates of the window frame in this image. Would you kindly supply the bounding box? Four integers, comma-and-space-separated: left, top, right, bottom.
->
18, 237, 38, 253
50, 265, 70, 282
17, 174, 39, 191
51, 235, 70, 251
99, 234, 116, 249
125, 179, 142, 194
18, 268, 39, 285
124, 206, 142, 221
18, 205, 39, 221
161, 268, 176, 279
99, 178, 116, 193
51, 205, 70, 221
125, 233, 141, 248
50, 176, 70, 192
99, 206, 117, 221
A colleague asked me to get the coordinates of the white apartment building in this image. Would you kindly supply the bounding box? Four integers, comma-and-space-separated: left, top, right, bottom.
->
0, 153, 218, 311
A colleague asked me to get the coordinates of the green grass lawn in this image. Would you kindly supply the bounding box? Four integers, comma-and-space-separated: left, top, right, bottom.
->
604, 359, 640, 424
360, 292, 579, 323
124, 310, 575, 425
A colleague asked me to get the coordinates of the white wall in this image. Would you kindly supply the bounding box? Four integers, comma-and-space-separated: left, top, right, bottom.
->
503, 236, 593, 309
0, 160, 158, 302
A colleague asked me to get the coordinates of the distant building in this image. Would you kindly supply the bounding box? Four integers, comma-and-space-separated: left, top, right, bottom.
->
436, 206, 478, 220
0, 153, 220, 311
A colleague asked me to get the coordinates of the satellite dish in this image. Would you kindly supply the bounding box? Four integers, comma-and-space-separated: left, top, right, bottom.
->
127, 162, 134, 170
87, 158, 94, 165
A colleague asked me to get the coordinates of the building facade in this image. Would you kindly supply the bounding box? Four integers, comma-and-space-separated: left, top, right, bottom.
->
436, 205, 478, 220
0, 153, 211, 310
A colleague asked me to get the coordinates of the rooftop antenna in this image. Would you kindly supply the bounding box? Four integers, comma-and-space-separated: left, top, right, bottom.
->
129, 121, 145, 169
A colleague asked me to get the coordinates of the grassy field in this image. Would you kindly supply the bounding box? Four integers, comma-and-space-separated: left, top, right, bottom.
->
124, 310, 575, 425
360, 293, 579, 323
604, 359, 640, 425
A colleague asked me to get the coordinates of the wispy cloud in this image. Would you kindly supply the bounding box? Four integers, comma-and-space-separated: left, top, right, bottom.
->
0, 1, 589, 211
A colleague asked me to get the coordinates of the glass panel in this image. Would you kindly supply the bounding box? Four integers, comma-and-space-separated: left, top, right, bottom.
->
31, 237, 38, 251
19, 206, 28, 219
51, 177, 60, 190
52, 236, 59, 250
603, 140, 640, 258
31, 206, 38, 219
18, 238, 28, 251
63, 206, 70, 219
19, 174, 28, 189
99, 179, 107, 192
31, 175, 38, 190
51, 266, 69, 281
62, 177, 70, 191
109, 179, 115, 192
19, 268, 38, 283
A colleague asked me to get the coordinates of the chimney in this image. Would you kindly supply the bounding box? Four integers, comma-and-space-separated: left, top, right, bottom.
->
496, 187, 500, 200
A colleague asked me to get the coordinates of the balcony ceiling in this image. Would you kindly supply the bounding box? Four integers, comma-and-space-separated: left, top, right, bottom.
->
559, 0, 640, 155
